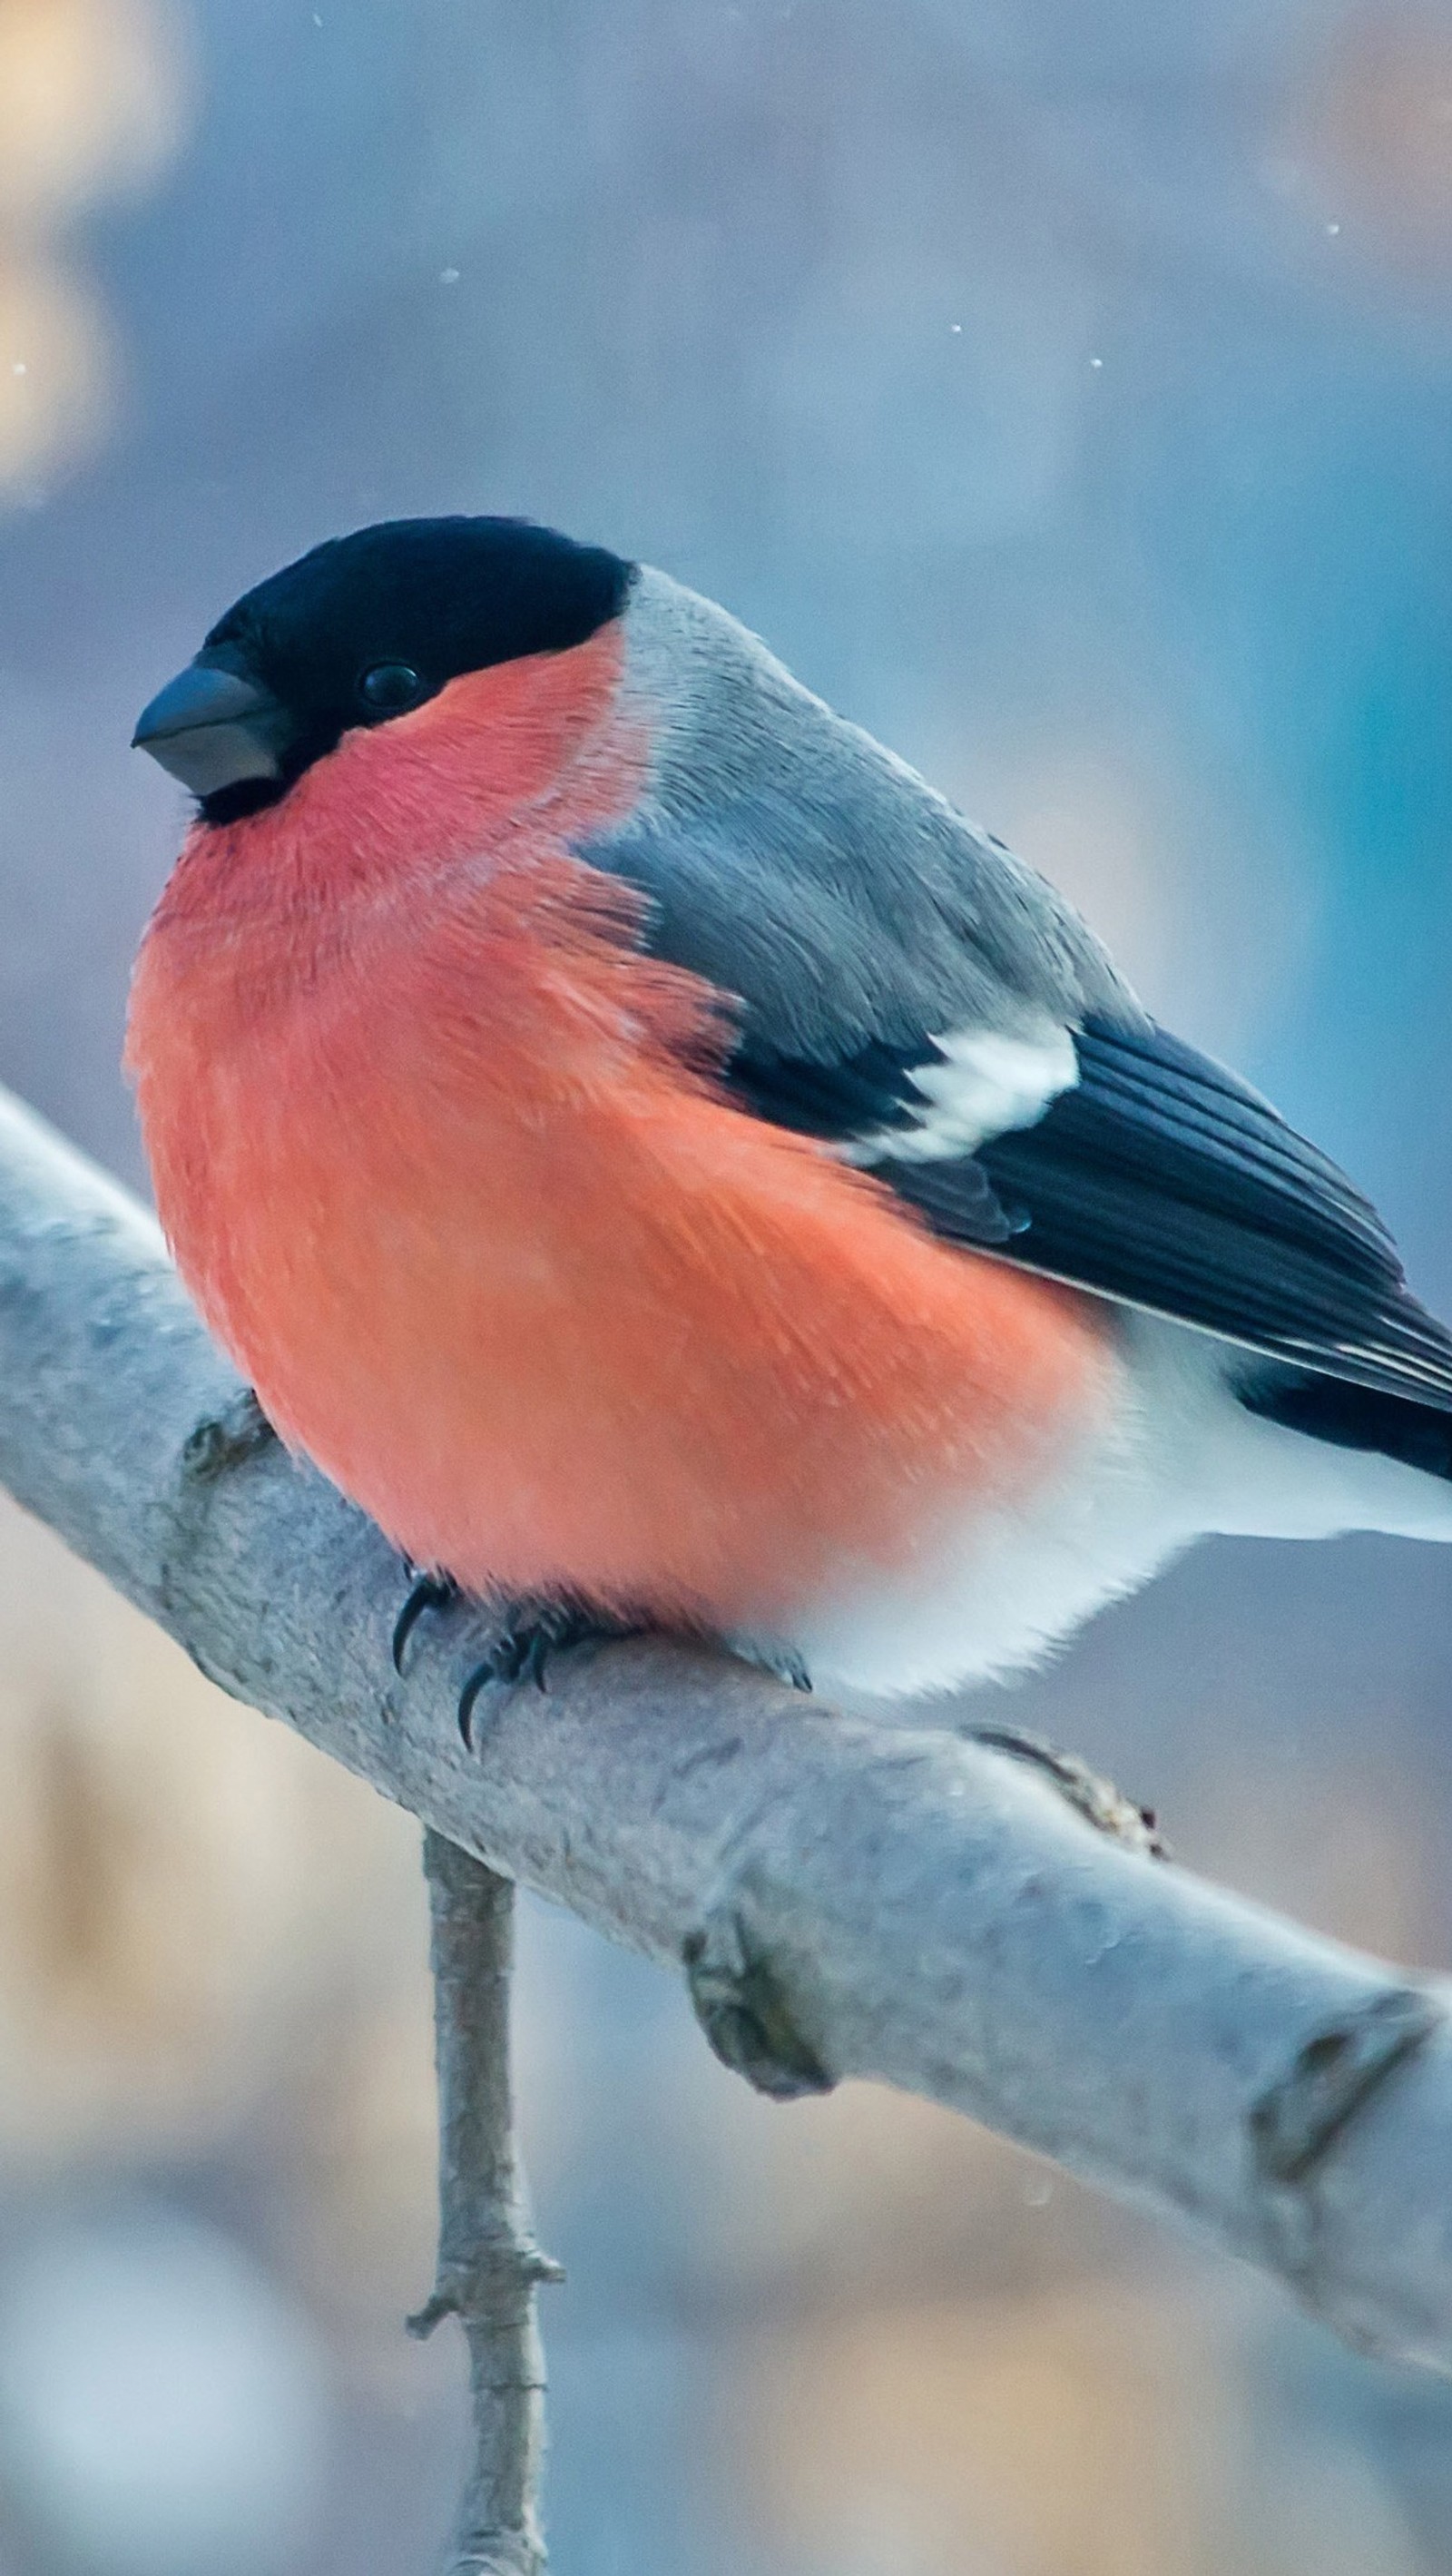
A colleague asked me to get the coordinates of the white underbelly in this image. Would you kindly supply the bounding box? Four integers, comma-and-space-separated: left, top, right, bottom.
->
771, 1311, 1452, 1700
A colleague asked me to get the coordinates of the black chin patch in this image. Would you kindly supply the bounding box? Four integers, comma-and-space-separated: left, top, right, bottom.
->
194, 516, 635, 820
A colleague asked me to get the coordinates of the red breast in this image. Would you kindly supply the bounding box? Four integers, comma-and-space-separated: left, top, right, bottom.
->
128, 620, 1117, 1634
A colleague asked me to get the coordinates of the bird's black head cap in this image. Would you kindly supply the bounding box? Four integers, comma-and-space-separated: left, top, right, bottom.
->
134, 516, 636, 822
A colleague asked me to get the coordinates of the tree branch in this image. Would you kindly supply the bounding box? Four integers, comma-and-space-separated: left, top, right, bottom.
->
409, 1834, 562, 2576
0, 1084, 1450, 2372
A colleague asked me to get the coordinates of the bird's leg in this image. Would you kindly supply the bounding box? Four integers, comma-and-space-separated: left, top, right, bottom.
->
392, 1568, 462, 1674
457, 1597, 645, 1749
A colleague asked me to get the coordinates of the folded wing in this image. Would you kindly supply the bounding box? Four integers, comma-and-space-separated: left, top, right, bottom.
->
584, 798, 1452, 1411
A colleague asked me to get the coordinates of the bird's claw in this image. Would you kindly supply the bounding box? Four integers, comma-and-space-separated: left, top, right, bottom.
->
456, 1658, 495, 1749
391, 1568, 461, 1674
456, 1599, 635, 1749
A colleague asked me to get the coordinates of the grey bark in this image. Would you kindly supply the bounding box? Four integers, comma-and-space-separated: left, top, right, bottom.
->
0, 1084, 1450, 2371
409, 1835, 562, 2575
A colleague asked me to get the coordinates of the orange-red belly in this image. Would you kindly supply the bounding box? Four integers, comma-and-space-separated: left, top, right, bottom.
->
134, 965, 1111, 1632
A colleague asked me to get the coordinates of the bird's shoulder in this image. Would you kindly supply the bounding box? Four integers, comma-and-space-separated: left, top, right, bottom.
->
598, 565, 1134, 1067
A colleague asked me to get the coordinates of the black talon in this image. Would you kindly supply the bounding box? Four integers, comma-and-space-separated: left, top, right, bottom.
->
391, 1569, 460, 1674
456, 1623, 545, 1751
456, 1598, 641, 1750
457, 1660, 495, 1749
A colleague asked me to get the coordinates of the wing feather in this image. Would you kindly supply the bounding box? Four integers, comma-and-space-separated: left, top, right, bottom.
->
733, 1015, 1452, 1410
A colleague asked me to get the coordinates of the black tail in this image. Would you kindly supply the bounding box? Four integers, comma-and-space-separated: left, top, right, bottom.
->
1240, 1369, 1452, 1481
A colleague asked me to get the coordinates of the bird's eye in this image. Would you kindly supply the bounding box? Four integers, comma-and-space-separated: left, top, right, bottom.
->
358, 661, 424, 714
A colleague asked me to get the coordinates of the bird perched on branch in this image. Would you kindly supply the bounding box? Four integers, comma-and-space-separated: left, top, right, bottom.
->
128, 516, 1452, 1723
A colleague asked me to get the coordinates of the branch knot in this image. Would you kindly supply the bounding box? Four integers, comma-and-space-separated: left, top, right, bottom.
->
684, 1906, 835, 2100
407, 2239, 565, 2342
968, 1724, 1167, 1854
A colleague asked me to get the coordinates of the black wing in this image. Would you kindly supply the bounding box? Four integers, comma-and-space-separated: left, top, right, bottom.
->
731, 1013, 1452, 1412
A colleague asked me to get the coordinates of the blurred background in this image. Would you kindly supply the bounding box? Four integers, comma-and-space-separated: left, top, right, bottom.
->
0, 0, 1451, 2566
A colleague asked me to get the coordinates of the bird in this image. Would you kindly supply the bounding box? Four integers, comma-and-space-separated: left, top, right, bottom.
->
127, 514, 1452, 1727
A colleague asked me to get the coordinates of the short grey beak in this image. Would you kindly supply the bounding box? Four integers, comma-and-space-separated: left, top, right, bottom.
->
132, 659, 290, 798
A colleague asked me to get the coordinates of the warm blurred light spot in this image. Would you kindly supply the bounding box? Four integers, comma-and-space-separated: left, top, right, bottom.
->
0, 1493, 427, 2162
746, 2286, 1216, 2576
290, 1971, 440, 2347
0, 0, 190, 223
0, 0, 192, 503
1293, 4, 1452, 265
743, 2277, 1425, 2576
0, 251, 111, 487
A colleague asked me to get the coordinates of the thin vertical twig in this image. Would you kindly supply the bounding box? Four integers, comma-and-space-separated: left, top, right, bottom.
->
409, 1831, 564, 2576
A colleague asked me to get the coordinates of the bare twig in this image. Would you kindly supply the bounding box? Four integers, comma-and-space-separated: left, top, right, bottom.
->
1, 1081, 1452, 2372
409, 1834, 562, 2576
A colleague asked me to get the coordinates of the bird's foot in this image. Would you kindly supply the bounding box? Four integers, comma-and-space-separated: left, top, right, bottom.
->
457, 1598, 643, 1749
391, 1568, 462, 1674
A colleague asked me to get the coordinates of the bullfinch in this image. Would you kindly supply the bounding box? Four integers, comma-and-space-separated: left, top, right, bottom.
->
127, 516, 1452, 1726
